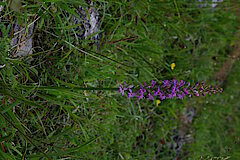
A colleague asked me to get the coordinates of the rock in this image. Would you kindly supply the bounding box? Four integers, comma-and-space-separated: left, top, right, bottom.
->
10, 22, 34, 57
198, 0, 223, 8
1, 0, 100, 57
73, 2, 100, 49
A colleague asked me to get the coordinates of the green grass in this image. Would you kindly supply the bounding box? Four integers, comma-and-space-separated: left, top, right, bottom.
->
0, 0, 239, 159
185, 59, 240, 160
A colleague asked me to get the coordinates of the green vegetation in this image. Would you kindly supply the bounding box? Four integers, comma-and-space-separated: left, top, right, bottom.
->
187, 61, 240, 160
0, 0, 239, 159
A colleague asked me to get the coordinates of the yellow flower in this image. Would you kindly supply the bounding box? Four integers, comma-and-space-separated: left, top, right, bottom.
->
170, 63, 175, 70
156, 100, 161, 106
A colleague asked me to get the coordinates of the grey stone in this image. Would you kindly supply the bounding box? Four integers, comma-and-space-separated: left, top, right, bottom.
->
10, 22, 34, 57
198, 0, 223, 8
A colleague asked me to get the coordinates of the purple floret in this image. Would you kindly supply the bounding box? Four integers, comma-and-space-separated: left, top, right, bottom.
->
151, 80, 157, 88
119, 83, 126, 95
148, 93, 154, 101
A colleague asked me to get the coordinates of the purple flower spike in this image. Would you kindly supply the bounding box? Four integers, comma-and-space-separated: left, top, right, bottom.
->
128, 88, 136, 98
179, 80, 185, 87
162, 80, 171, 88
119, 84, 126, 95
151, 80, 157, 88
144, 82, 147, 87
194, 93, 199, 97
119, 79, 222, 101
195, 82, 199, 86
171, 88, 177, 98
159, 92, 165, 100
184, 88, 188, 94
148, 93, 154, 101
182, 92, 186, 97
167, 93, 173, 99
177, 93, 183, 99
137, 93, 144, 100
137, 88, 146, 100
176, 88, 180, 92
153, 87, 160, 96
172, 91, 176, 97
172, 79, 178, 86
193, 91, 199, 97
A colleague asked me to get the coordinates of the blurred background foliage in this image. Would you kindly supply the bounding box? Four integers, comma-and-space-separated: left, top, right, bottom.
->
0, 0, 239, 159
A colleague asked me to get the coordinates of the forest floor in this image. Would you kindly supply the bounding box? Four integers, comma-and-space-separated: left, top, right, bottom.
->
0, 0, 239, 159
